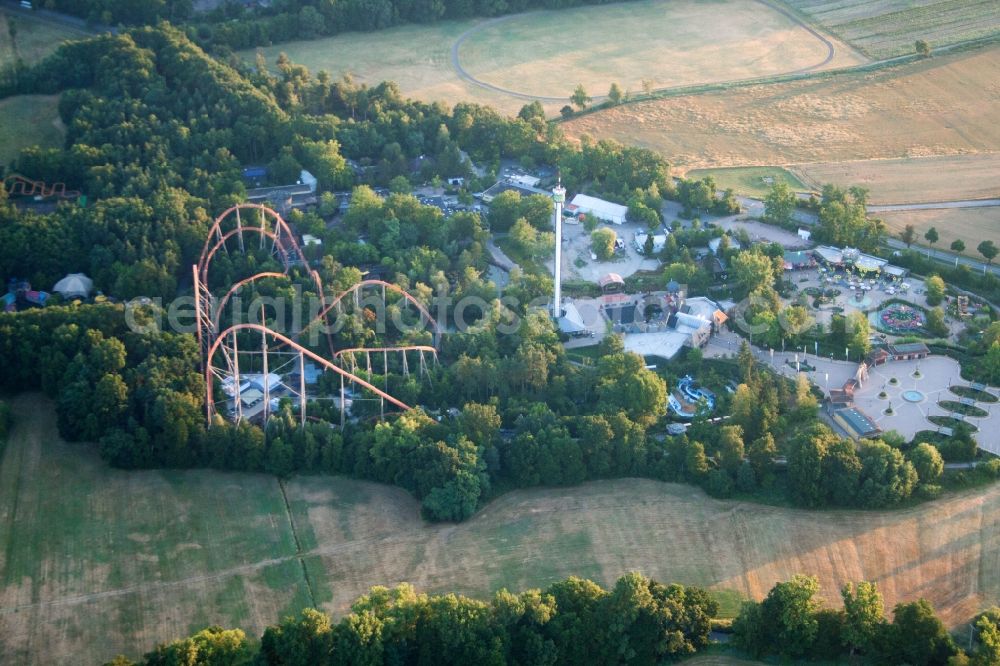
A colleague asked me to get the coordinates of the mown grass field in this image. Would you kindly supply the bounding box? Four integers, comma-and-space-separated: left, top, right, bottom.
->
5, 396, 1000, 662
0, 95, 63, 166
0, 9, 83, 66
456, 0, 861, 99
564, 44, 1000, 170
0, 395, 313, 665
242, 0, 860, 115
790, 154, 1000, 205
783, 0, 1000, 58
684, 166, 810, 197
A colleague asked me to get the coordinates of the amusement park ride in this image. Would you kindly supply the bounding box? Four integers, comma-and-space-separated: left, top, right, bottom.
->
194, 204, 441, 428
3, 175, 81, 199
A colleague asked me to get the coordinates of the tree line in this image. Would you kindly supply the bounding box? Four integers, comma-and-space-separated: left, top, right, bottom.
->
103, 572, 1000, 665
734, 575, 1000, 665
106, 572, 717, 665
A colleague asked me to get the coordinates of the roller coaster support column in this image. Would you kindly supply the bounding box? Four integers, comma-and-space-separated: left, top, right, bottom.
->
261, 306, 270, 428
299, 351, 306, 427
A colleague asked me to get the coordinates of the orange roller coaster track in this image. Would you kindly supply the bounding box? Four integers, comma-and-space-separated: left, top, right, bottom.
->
196, 204, 444, 428
3, 175, 81, 199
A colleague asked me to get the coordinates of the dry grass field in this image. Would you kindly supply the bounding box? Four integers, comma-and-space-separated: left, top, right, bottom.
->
292, 475, 1000, 630
0, 10, 83, 67
783, 0, 1000, 58
0, 95, 63, 166
790, 154, 1000, 204
563, 43, 1000, 170
242, 0, 860, 115
880, 207, 1000, 257
5, 396, 1000, 662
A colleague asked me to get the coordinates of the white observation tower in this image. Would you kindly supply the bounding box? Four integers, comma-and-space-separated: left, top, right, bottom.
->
552, 176, 566, 318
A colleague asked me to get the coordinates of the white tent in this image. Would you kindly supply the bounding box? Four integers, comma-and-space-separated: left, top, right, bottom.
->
52, 273, 93, 299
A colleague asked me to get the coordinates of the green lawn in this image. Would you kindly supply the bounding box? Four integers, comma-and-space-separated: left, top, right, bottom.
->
0, 9, 83, 67
0, 95, 63, 166
684, 166, 810, 197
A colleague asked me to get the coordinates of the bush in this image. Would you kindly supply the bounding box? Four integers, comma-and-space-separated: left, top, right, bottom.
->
591, 227, 617, 261
705, 469, 735, 498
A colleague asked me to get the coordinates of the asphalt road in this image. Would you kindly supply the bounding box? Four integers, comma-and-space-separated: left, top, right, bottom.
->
869, 199, 1000, 212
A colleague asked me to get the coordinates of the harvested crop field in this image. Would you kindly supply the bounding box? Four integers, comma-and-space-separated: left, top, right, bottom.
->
879, 207, 1000, 257
784, 0, 1000, 58
790, 154, 1000, 204
5, 395, 1000, 662
242, 0, 860, 115
563, 44, 1000, 170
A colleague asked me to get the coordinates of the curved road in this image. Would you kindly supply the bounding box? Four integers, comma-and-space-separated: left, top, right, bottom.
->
450, 0, 838, 103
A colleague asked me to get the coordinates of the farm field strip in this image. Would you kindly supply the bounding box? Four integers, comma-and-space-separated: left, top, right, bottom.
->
782, 0, 1000, 58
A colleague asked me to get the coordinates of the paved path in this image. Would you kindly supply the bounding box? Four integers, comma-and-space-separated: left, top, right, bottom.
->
869, 199, 1000, 212
486, 237, 517, 272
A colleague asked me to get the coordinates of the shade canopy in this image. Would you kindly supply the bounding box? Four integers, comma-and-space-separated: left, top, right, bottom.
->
52, 273, 93, 299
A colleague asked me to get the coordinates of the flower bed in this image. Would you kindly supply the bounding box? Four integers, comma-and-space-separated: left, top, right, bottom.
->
878, 303, 926, 334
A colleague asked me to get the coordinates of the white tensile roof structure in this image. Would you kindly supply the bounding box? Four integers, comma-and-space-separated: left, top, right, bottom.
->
52, 273, 93, 299
570, 194, 628, 224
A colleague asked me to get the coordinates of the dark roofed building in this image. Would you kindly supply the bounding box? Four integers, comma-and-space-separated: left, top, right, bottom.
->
783, 250, 816, 271
888, 342, 929, 360
833, 407, 882, 440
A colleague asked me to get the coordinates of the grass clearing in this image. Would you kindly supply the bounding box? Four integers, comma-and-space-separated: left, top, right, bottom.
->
782, 0, 1000, 58
564, 44, 1000, 170
241, 0, 860, 115
0, 95, 63, 166
685, 166, 810, 197
0, 10, 84, 67
790, 155, 1000, 204
6, 396, 1000, 662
